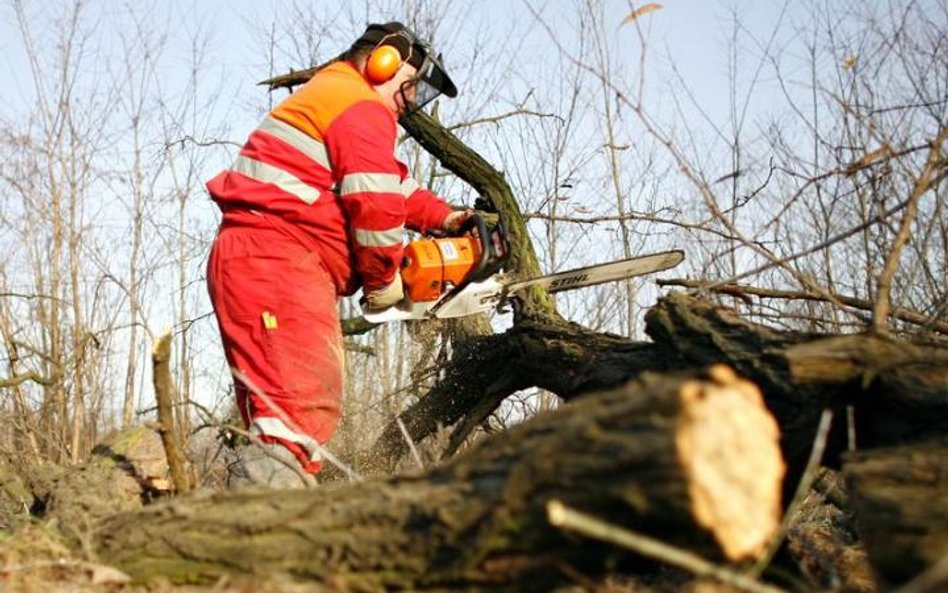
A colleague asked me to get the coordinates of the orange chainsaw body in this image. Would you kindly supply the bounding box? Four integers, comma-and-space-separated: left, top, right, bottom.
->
401, 236, 484, 302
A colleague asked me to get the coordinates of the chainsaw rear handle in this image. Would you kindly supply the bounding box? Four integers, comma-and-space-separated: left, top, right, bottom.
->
457, 212, 492, 285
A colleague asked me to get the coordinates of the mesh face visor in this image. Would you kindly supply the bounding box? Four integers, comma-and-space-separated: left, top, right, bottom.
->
401, 43, 457, 114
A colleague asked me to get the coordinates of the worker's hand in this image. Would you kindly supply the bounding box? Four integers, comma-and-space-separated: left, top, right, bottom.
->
442, 209, 476, 235
363, 275, 404, 312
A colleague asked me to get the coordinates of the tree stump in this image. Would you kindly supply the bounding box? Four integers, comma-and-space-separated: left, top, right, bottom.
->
33, 427, 171, 547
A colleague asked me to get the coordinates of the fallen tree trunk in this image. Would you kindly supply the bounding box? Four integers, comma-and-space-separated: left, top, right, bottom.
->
843, 440, 948, 588
372, 292, 948, 495
94, 368, 784, 590
638, 296, 948, 494
366, 318, 673, 471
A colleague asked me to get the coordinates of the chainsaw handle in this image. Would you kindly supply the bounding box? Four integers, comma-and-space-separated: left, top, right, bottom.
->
458, 212, 491, 285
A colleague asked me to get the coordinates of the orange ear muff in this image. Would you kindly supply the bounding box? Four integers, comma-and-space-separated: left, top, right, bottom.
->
366, 45, 403, 84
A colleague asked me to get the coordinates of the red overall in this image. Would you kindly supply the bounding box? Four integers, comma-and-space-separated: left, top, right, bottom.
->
206, 61, 452, 473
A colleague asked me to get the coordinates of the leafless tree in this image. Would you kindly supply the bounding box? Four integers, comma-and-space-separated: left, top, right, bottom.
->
0, 0, 223, 468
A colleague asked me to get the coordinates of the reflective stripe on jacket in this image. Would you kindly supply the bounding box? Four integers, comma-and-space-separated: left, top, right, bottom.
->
206, 61, 452, 294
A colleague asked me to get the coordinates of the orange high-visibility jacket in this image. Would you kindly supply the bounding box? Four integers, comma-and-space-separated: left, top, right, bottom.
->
206, 61, 453, 294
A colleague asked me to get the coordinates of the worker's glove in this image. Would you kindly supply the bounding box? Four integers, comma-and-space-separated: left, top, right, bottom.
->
442, 209, 476, 236
362, 275, 404, 312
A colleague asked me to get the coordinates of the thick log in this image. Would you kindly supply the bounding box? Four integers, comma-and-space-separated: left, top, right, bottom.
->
641, 295, 843, 498
94, 368, 784, 589
785, 334, 948, 447
843, 440, 948, 588
644, 294, 948, 480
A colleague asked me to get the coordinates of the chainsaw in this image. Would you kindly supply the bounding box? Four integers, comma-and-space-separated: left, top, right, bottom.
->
362, 213, 685, 323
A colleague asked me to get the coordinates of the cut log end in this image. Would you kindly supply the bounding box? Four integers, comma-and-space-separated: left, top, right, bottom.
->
675, 365, 785, 561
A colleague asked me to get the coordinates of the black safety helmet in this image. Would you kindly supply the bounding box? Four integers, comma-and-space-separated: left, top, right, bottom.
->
352, 21, 457, 112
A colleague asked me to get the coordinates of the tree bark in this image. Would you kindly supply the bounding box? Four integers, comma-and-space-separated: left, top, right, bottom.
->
366, 317, 672, 472
843, 440, 948, 588
95, 369, 784, 589
784, 334, 948, 448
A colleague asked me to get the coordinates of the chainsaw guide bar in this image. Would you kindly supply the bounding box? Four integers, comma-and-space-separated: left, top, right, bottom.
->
363, 249, 684, 323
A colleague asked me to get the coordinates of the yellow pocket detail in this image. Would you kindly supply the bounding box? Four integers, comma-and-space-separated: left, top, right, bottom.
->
262, 311, 279, 330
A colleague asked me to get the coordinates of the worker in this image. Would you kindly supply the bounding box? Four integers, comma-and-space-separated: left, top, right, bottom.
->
205, 21, 471, 487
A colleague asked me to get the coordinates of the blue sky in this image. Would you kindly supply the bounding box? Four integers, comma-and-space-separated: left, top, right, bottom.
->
0, 0, 799, 140
0, 0, 807, 337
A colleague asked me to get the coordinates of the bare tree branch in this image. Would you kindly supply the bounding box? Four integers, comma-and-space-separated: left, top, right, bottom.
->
872, 126, 948, 333
658, 278, 948, 334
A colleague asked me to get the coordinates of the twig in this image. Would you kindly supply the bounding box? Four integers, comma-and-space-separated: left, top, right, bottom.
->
0, 558, 130, 582
657, 278, 948, 334
446, 108, 563, 132
163, 135, 242, 150
872, 126, 948, 333
0, 369, 60, 388
523, 210, 752, 245
546, 500, 789, 593
396, 417, 424, 469
0, 291, 64, 302
748, 408, 834, 577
